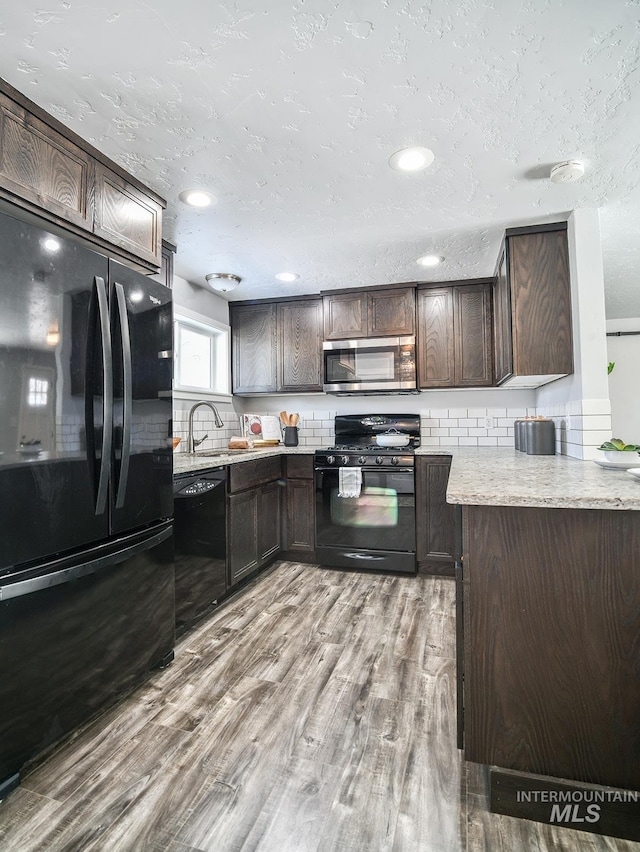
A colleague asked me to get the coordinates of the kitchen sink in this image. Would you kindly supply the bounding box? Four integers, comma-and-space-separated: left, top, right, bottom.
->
193, 449, 254, 457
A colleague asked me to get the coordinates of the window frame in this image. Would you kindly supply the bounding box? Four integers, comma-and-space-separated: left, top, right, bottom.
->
173, 307, 231, 403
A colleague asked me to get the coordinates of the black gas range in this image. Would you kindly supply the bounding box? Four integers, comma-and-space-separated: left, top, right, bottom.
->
314, 415, 419, 574
314, 414, 420, 470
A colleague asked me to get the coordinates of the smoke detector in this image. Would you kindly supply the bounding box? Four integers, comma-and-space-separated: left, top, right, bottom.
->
550, 160, 585, 184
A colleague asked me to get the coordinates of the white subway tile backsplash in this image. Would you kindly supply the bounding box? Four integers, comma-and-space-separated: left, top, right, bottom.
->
467, 408, 488, 418
478, 437, 498, 446
448, 408, 468, 418
458, 437, 478, 446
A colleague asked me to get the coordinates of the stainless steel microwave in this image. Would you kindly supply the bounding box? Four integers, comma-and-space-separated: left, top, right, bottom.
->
323, 336, 417, 394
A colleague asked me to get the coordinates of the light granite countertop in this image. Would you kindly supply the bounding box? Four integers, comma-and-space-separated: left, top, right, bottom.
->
173, 445, 640, 511
173, 445, 313, 475
440, 446, 640, 511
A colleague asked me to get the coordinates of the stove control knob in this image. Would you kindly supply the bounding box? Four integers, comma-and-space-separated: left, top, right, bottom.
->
391, 456, 399, 466
375, 456, 384, 465
357, 456, 367, 465
326, 455, 335, 465
340, 455, 349, 466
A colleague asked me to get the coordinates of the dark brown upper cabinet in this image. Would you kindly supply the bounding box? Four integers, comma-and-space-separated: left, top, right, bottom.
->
0, 78, 165, 272
494, 223, 573, 387
277, 299, 323, 392
323, 286, 415, 339
417, 280, 492, 388
231, 303, 278, 394
93, 164, 163, 270
231, 297, 323, 395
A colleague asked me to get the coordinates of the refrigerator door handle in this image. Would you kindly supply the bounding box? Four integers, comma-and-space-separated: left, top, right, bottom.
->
95, 276, 113, 517
114, 282, 132, 510
0, 525, 172, 601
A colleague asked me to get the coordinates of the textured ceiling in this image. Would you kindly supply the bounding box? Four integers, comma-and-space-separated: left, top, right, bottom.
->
0, 1, 639, 317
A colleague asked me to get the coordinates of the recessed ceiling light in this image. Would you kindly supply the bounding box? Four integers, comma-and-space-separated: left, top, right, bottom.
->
389, 146, 435, 173
417, 254, 444, 267
275, 272, 299, 282
43, 237, 61, 252
205, 273, 241, 293
179, 189, 217, 207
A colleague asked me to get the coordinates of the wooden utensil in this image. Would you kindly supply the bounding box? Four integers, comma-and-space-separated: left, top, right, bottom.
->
280, 410, 288, 425
290, 413, 299, 427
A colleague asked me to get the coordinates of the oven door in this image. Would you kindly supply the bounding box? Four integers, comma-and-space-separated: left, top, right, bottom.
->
323, 337, 417, 394
315, 466, 416, 573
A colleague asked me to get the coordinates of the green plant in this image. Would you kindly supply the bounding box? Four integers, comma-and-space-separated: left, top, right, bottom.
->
608, 361, 615, 374
598, 438, 640, 452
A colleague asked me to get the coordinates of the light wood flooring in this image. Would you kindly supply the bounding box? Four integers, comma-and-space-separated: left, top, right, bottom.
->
0, 561, 638, 851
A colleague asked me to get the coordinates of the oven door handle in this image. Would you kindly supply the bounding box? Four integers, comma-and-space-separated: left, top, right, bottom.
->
314, 466, 415, 473
344, 552, 387, 561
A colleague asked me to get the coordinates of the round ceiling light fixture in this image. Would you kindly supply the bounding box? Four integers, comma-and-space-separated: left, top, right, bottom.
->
205, 273, 241, 293
416, 254, 445, 267
550, 160, 585, 184
43, 237, 61, 252
275, 272, 299, 282
389, 146, 435, 173
179, 189, 217, 207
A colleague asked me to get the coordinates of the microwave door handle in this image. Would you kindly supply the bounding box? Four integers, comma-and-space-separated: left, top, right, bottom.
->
114, 282, 132, 510
95, 276, 113, 517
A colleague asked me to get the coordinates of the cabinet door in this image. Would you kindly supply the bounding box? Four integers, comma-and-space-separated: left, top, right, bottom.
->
415, 456, 455, 572
93, 164, 163, 269
494, 246, 514, 384
368, 287, 415, 336
258, 480, 281, 563
454, 284, 493, 386
231, 304, 278, 394
0, 90, 93, 231
323, 292, 368, 339
509, 230, 573, 378
228, 490, 259, 586
278, 299, 323, 392
284, 478, 315, 553
417, 288, 455, 388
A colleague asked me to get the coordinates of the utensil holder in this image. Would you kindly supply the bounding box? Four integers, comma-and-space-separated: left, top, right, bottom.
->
283, 426, 299, 447
525, 419, 556, 455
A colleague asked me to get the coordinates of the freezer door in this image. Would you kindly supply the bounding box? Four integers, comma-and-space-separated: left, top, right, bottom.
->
0, 210, 111, 574
109, 260, 173, 535
0, 523, 174, 786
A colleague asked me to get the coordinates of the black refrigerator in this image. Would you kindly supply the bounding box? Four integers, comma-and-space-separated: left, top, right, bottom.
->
0, 208, 175, 796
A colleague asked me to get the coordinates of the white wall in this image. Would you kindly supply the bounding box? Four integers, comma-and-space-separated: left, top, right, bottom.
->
171, 274, 245, 450
607, 318, 640, 443
235, 388, 536, 448
535, 209, 612, 459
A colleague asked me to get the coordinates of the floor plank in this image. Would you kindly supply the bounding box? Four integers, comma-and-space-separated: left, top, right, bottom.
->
1, 561, 638, 852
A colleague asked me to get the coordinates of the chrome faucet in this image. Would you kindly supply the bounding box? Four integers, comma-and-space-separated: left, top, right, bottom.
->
187, 401, 224, 453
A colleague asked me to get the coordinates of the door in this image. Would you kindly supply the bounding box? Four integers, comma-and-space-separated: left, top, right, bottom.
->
454, 284, 493, 386
0, 210, 111, 572
278, 299, 323, 392
0, 523, 174, 785
109, 260, 173, 535
231, 304, 278, 394
494, 246, 513, 384
417, 287, 455, 387
315, 468, 416, 552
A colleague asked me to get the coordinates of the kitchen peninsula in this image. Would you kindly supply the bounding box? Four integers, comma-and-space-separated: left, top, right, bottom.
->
446, 447, 640, 839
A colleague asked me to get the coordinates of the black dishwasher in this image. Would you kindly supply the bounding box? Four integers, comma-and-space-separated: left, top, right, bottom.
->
173, 467, 227, 634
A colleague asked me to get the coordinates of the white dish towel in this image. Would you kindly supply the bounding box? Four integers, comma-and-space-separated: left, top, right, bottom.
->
338, 467, 362, 498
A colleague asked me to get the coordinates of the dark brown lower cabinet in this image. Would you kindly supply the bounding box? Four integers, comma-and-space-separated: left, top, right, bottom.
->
462, 504, 640, 792
415, 455, 455, 575
227, 458, 282, 587
282, 455, 315, 561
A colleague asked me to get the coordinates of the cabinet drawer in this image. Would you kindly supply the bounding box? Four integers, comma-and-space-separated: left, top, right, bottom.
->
228, 456, 283, 493
285, 454, 314, 479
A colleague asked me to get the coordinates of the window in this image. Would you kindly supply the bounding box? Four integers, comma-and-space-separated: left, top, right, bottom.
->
28, 376, 49, 407
174, 309, 230, 398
